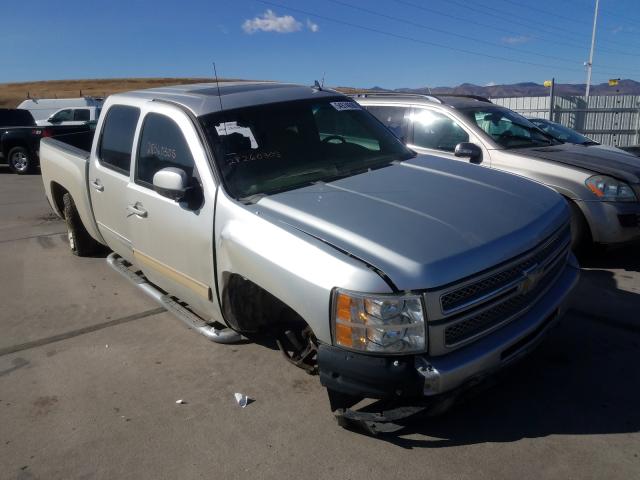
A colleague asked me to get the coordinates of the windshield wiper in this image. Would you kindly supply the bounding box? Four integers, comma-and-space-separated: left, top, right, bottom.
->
501, 134, 552, 148
272, 168, 335, 181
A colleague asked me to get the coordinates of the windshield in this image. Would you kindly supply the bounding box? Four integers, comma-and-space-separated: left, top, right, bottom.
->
462, 107, 558, 149
528, 119, 595, 145
199, 98, 415, 199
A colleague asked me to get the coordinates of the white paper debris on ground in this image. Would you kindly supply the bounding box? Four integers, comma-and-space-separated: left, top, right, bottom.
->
234, 392, 251, 408
175, 399, 186, 405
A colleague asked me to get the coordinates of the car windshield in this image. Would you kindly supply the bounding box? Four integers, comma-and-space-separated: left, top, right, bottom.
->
199, 98, 415, 200
462, 107, 559, 149
528, 119, 595, 145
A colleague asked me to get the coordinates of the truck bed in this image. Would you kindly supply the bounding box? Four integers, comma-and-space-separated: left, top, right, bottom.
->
40, 135, 102, 243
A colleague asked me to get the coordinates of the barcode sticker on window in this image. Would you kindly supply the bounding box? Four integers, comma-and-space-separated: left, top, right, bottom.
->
330, 101, 361, 111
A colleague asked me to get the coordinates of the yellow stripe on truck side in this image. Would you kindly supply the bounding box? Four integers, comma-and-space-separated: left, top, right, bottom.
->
133, 249, 211, 300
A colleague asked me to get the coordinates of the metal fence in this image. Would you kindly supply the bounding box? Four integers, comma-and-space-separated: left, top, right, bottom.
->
490, 95, 640, 147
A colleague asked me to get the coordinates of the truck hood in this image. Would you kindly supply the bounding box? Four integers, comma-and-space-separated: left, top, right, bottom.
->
515, 143, 640, 184
254, 155, 568, 291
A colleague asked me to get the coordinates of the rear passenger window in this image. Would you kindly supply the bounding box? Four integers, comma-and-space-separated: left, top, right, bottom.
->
135, 113, 195, 187
98, 105, 140, 174
74, 109, 90, 121
364, 106, 410, 141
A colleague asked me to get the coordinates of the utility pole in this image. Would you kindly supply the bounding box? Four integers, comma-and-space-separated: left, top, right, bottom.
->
549, 78, 555, 121
585, 0, 600, 99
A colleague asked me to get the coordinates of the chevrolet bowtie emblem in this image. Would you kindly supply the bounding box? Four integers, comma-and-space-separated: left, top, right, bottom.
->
519, 264, 544, 295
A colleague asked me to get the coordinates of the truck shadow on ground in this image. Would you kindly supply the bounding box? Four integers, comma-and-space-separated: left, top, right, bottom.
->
578, 242, 640, 273
0, 165, 40, 175
376, 248, 640, 447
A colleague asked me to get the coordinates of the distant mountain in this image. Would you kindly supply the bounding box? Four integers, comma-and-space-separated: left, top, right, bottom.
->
347, 79, 640, 97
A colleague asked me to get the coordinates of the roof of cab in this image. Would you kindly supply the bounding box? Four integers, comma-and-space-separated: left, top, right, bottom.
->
112, 82, 343, 116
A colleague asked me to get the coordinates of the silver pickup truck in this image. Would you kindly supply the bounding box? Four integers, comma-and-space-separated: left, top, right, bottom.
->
40, 82, 579, 431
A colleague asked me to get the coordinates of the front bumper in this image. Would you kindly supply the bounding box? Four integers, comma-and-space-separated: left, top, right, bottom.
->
579, 199, 640, 245
319, 261, 579, 401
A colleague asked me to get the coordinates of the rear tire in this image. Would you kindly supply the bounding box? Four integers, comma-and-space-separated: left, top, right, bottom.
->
63, 193, 101, 256
568, 200, 591, 253
8, 146, 33, 174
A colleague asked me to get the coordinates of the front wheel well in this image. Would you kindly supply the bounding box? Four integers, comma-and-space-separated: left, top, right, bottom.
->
563, 196, 593, 251
221, 273, 308, 333
221, 272, 319, 374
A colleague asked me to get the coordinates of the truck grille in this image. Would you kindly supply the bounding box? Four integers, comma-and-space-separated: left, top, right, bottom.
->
441, 227, 569, 314
428, 225, 571, 350
444, 257, 565, 345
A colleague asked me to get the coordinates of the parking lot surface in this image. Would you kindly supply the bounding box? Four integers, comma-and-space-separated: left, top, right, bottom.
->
1, 170, 639, 480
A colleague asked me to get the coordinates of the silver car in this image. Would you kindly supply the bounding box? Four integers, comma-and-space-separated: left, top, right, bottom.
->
355, 93, 640, 249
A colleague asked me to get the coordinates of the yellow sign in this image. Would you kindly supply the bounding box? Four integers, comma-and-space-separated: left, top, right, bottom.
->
543, 80, 553, 87
609, 78, 620, 86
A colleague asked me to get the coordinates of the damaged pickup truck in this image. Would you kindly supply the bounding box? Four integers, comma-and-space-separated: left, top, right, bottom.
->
40, 82, 579, 431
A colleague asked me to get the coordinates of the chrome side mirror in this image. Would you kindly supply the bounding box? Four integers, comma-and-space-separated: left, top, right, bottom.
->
152, 167, 188, 201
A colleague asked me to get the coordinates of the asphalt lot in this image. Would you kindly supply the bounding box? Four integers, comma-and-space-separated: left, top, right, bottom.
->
0, 169, 639, 480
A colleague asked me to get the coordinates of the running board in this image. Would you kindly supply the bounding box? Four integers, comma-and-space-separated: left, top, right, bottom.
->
106, 252, 242, 344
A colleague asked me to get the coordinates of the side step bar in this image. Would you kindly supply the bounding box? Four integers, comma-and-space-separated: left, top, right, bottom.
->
106, 252, 242, 344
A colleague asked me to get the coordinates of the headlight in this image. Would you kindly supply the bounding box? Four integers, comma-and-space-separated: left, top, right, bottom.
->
585, 175, 637, 202
331, 289, 426, 354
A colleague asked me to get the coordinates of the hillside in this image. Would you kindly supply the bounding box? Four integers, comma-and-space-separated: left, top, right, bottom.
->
0, 77, 239, 108
2, 78, 639, 110
392, 79, 640, 98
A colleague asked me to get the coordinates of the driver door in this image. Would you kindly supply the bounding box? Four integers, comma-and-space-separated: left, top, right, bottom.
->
126, 104, 220, 319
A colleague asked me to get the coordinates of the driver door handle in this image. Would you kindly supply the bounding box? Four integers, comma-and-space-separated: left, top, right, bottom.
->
90, 180, 104, 192
127, 204, 148, 218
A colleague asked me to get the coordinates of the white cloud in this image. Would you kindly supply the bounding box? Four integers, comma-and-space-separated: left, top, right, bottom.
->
242, 10, 302, 34
307, 19, 320, 33
612, 25, 634, 34
501, 35, 531, 45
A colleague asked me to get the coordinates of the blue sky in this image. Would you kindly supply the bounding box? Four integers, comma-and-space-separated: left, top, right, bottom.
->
4, 0, 640, 88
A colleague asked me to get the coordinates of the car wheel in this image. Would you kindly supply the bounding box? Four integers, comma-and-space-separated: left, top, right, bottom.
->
63, 193, 101, 256
8, 146, 33, 174
568, 200, 591, 252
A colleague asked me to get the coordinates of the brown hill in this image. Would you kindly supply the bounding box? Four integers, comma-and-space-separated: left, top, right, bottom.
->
0, 77, 246, 108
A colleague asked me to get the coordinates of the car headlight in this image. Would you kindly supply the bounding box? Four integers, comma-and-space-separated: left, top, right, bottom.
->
331, 289, 426, 354
585, 175, 637, 202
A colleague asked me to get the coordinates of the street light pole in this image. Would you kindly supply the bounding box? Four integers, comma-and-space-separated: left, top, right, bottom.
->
585, 0, 600, 99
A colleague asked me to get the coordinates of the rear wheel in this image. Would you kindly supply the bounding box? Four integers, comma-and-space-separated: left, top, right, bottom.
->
8, 147, 33, 174
63, 193, 101, 256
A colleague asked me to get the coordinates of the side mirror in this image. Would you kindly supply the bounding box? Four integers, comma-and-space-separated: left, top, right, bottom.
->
153, 167, 188, 201
454, 142, 483, 164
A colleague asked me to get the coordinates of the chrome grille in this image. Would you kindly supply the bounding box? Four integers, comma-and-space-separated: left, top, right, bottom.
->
441, 226, 569, 314
425, 225, 571, 354
444, 256, 565, 345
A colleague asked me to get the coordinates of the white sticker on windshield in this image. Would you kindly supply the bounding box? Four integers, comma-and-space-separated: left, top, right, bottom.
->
330, 101, 361, 111
215, 121, 258, 148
